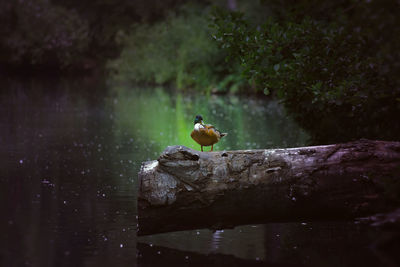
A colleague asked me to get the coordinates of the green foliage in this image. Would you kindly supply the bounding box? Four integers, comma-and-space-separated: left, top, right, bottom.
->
0, 0, 89, 68
211, 2, 400, 142
0, 0, 186, 70
108, 4, 247, 92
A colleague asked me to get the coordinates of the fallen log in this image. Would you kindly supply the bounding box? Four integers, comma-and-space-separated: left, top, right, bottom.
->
138, 139, 400, 236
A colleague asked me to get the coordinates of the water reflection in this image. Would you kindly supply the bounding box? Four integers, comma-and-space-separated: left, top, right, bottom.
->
3, 77, 393, 267
112, 85, 309, 154
211, 230, 223, 251
138, 225, 266, 261
138, 222, 394, 266
137, 242, 268, 267
0, 77, 137, 266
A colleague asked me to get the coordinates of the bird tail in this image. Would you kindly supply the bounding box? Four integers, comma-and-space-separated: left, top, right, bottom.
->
220, 132, 227, 138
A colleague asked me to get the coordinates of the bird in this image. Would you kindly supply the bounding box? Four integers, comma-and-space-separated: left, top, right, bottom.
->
190, 115, 227, 152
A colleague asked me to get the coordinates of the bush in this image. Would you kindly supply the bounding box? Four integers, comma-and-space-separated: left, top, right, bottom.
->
108, 4, 247, 92
0, 0, 185, 71
211, 3, 400, 142
0, 0, 89, 68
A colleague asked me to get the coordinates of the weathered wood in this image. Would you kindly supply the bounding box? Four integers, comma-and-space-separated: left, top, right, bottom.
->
138, 140, 400, 236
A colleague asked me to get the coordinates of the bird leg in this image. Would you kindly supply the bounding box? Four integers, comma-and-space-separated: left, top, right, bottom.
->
201, 146, 203, 152
211, 145, 213, 151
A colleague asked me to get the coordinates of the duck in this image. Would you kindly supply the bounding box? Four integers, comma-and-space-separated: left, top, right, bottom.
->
190, 115, 227, 152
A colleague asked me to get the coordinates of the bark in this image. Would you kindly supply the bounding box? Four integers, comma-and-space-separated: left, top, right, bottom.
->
138, 139, 400, 236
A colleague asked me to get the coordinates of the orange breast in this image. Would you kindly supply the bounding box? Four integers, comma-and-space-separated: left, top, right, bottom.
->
191, 128, 219, 146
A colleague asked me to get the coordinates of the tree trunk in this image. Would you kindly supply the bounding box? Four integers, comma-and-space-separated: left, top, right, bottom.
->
138, 140, 400, 236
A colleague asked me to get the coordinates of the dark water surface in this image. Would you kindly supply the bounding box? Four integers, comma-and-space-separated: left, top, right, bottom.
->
1, 77, 396, 266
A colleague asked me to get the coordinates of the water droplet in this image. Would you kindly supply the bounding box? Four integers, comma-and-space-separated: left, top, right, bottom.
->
120, 244, 123, 248
19, 160, 23, 164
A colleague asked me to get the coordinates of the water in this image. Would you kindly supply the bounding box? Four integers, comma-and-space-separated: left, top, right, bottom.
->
1, 77, 397, 266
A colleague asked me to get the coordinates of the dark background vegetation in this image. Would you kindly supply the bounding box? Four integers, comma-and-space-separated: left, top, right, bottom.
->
1, 0, 399, 143
0, 0, 186, 72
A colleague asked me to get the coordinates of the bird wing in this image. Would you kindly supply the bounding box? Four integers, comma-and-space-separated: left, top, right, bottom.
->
204, 124, 225, 137
204, 124, 215, 130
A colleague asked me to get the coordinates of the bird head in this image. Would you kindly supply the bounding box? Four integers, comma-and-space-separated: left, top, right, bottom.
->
194, 115, 203, 125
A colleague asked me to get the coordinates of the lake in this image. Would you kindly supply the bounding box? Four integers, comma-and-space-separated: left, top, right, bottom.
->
0, 77, 395, 266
